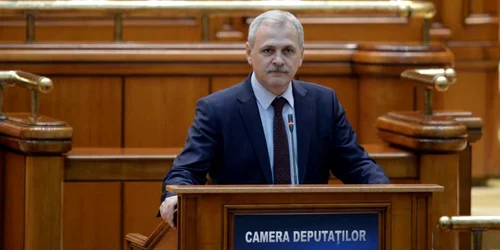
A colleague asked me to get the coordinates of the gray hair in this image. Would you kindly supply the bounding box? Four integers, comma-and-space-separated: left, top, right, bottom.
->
247, 10, 304, 49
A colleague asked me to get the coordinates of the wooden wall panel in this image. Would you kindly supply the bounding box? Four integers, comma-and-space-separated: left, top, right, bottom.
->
37, 77, 123, 147
35, 18, 114, 42
0, 18, 25, 43
209, 16, 246, 42
3, 153, 25, 250
420, 154, 461, 250
482, 0, 499, 14
391, 195, 413, 250
301, 18, 423, 42
25, 156, 63, 250
4, 77, 123, 147
123, 182, 164, 250
436, 0, 498, 41
464, 0, 498, 14
358, 78, 415, 144
0, 14, 427, 43
211, 76, 247, 93
63, 182, 121, 250
3, 86, 31, 112
122, 17, 202, 42
124, 77, 209, 147
298, 76, 359, 132
208, 16, 424, 42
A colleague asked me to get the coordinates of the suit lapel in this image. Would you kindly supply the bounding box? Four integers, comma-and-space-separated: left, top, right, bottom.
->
237, 77, 273, 184
293, 81, 313, 183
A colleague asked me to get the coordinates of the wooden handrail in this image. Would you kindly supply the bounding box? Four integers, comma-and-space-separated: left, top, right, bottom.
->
125, 222, 172, 250
64, 144, 417, 181
440, 216, 500, 231
0, 1, 435, 18
439, 216, 500, 250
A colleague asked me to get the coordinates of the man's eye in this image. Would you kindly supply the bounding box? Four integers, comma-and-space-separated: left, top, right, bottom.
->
262, 49, 273, 54
284, 49, 294, 54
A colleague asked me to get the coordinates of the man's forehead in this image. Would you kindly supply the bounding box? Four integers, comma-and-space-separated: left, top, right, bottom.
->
258, 40, 298, 48
254, 21, 299, 47
258, 21, 296, 35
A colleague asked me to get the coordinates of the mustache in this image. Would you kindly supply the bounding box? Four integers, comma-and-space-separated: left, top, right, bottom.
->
267, 66, 289, 73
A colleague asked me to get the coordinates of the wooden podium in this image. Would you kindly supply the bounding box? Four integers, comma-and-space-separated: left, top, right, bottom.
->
128, 184, 442, 250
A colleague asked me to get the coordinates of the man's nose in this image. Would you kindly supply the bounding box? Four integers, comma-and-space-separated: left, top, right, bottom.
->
272, 54, 284, 66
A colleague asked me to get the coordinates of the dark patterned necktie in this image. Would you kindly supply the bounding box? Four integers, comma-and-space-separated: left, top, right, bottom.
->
272, 97, 291, 184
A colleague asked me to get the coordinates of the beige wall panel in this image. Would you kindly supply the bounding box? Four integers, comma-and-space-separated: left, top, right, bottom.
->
124, 77, 209, 147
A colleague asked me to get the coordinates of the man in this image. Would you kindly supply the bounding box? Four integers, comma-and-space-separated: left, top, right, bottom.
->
160, 10, 390, 228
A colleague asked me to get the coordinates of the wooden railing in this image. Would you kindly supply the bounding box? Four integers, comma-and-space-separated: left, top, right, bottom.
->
0, 0, 435, 42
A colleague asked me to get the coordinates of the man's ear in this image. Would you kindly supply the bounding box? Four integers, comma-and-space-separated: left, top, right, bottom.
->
298, 46, 304, 66
245, 42, 252, 65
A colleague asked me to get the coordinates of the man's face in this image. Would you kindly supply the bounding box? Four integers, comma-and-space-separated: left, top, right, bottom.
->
246, 21, 304, 94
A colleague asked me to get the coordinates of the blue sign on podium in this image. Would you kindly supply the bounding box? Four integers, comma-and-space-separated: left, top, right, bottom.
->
233, 212, 379, 250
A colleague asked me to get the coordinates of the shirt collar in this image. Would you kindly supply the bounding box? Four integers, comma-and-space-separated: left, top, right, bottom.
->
251, 72, 294, 110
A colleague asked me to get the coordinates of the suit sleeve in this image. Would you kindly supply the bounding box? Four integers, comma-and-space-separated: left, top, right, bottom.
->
160, 98, 221, 202
328, 91, 391, 184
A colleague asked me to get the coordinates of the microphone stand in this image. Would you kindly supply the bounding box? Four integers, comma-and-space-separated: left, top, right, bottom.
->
288, 114, 299, 185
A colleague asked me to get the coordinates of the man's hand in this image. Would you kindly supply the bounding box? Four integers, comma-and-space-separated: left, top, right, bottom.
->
160, 195, 178, 229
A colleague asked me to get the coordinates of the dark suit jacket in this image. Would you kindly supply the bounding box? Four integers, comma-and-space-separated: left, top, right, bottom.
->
161, 75, 390, 201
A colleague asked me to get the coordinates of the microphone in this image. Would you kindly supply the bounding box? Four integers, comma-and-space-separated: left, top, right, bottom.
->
287, 114, 299, 185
